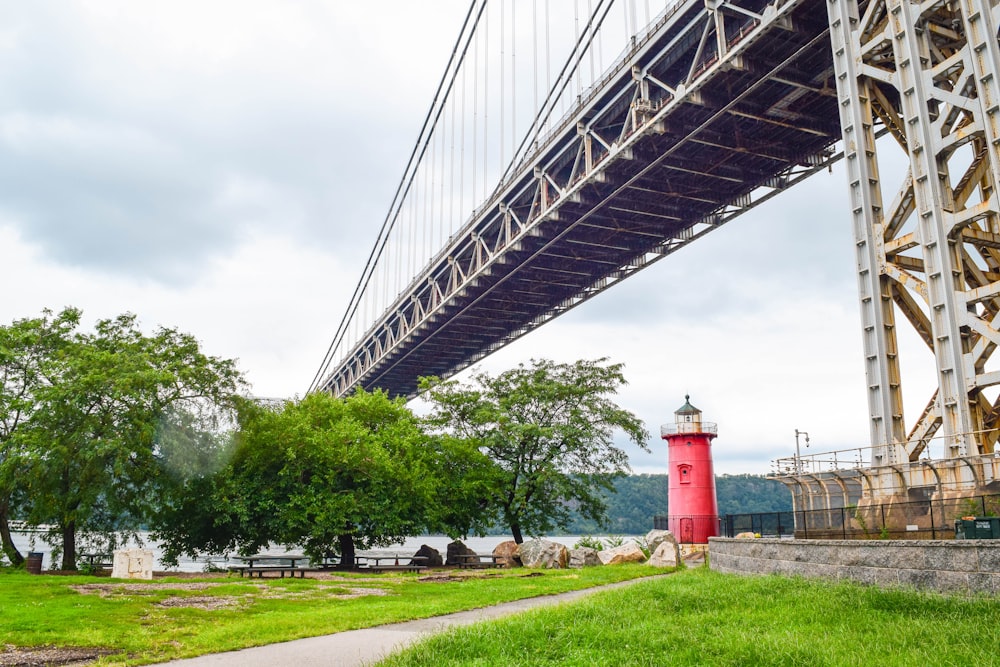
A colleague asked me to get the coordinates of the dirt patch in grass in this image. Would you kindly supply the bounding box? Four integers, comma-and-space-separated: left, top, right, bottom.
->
419, 571, 508, 583
155, 595, 242, 610
419, 574, 464, 583
71, 582, 222, 596
71, 581, 388, 608
0, 644, 113, 667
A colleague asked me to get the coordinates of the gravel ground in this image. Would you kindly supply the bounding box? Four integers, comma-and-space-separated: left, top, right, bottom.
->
0, 645, 111, 667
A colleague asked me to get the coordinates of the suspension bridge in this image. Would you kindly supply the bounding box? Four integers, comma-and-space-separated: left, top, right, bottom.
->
310, 0, 1000, 510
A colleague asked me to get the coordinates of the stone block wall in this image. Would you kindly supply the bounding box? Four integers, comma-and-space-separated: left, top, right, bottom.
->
709, 537, 1000, 595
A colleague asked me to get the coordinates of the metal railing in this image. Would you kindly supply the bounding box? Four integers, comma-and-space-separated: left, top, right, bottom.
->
771, 429, 1000, 476
661, 422, 718, 436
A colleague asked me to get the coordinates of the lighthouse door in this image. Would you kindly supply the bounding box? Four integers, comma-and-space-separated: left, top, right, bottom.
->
681, 517, 694, 544
680, 518, 694, 543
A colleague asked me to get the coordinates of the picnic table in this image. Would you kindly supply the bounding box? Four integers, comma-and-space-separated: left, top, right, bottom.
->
456, 553, 504, 569
357, 554, 428, 573
230, 553, 312, 578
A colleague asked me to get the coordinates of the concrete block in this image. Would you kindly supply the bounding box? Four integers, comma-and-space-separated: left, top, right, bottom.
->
111, 549, 153, 580
967, 573, 1000, 595
924, 544, 977, 572
975, 544, 1000, 573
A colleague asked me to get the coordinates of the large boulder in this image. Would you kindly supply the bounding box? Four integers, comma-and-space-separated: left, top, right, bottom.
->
492, 540, 521, 568
516, 539, 569, 569
410, 544, 443, 567
568, 547, 602, 568
445, 540, 478, 566
645, 530, 680, 564
645, 529, 677, 554
647, 540, 680, 568
597, 542, 646, 565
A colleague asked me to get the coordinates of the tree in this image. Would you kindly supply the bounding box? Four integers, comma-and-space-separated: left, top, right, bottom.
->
0, 308, 81, 566
15, 313, 243, 570
155, 389, 476, 568
420, 358, 650, 543
145, 399, 244, 567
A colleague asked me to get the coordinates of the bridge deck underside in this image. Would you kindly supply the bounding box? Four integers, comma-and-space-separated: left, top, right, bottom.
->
333, 0, 842, 397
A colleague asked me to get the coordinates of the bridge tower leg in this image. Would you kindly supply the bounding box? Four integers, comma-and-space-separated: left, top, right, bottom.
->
826, 0, 1000, 489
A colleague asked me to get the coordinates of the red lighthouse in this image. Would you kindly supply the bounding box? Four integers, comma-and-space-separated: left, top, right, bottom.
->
661, 395, 718, 544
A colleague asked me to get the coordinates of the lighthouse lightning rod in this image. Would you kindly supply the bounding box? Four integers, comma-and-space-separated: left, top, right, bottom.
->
794, 429, 810, 474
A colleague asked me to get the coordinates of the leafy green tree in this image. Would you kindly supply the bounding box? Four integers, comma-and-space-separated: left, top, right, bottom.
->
16, 313, 243, 570
420, 358, 650, 543
156, 389, 476, 568
422, 434, 502, 539
0, 308, 81, 566
147, 399, 244, 567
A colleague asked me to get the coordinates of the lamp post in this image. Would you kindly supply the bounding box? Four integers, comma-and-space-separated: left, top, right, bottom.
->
794, 429, 810, 474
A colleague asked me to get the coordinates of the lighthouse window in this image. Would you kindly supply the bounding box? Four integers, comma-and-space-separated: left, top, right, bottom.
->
678, 464, 692, 483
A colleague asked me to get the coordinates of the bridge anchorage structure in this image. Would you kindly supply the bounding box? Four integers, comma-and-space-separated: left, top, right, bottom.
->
774, 0, 1000, 535
309, 0, 1000, 531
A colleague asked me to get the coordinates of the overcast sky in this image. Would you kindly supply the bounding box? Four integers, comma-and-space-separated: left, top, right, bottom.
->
0, 2, 934, 476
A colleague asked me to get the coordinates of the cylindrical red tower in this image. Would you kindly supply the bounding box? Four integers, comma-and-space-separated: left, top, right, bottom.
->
661, 395, 718, 543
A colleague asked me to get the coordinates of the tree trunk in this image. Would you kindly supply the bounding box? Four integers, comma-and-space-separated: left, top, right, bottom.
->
61, 520, 77, 571
511, 523, 523, 544
0, 499, 23, 567
337, 533, 355, 568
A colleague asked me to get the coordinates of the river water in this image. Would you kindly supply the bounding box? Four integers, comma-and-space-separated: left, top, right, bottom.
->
9, 532, 622, 572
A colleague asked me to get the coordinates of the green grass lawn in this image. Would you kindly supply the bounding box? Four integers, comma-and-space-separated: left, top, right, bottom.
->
377, 566, 1000, 666
0, 564, 659, 665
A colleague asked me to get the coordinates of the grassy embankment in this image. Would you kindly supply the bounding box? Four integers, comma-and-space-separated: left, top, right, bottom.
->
379, 566, 1000, 666
0, 564, 658, 665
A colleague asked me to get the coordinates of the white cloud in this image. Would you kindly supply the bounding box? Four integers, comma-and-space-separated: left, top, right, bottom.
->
0, 0, 931, 479
0, 223, 348, 399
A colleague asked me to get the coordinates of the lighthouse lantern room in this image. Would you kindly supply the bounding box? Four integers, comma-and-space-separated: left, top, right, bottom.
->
660, 395, 719, 544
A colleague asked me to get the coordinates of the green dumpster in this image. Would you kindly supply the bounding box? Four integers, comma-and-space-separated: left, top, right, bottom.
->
957, 517, 1000, 539
971, 517, 1000, 539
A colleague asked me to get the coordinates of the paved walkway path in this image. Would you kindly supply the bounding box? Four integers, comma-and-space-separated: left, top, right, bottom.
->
160, 575, 668, 667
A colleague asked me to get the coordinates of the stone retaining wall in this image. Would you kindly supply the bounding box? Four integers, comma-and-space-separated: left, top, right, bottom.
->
709, 537, 1000, 595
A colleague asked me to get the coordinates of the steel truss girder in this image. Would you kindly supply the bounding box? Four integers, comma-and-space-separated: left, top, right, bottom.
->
319, 0, 841, 398
828, 0, 1000, 466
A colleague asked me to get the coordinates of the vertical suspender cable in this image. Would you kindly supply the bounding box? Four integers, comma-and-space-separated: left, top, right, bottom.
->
588, 0, 595, 81
493, 0, 615, 192
573, 0, 580, 110
545, 0, 551, 113
472, 12, 479, 212
483, 3, 489, 203
448, 78, 455, 246
510, 0, 516, 174
533, 0, 538, 138
310, 0, 485, 392
500, 0, 505, 171
460, 42, 467, 230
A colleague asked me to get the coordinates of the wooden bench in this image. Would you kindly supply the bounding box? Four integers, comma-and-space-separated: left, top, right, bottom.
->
456, 555, 504, 569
